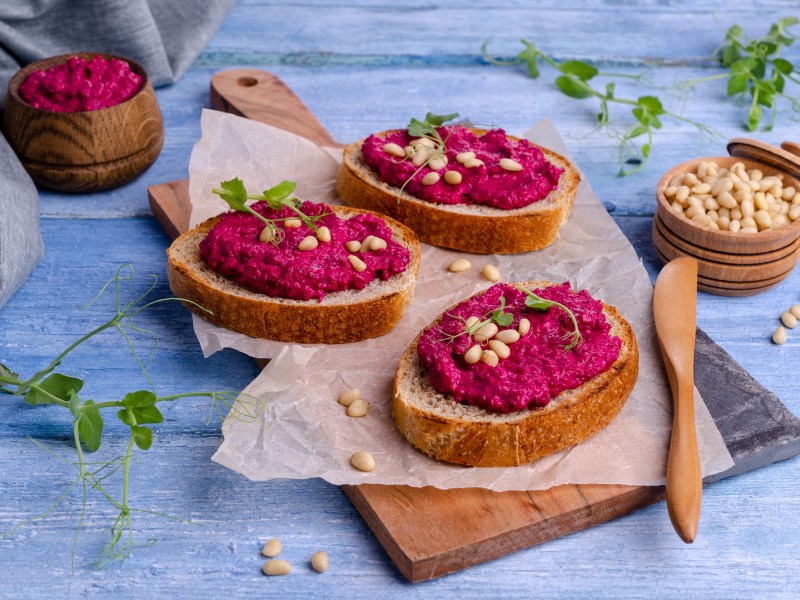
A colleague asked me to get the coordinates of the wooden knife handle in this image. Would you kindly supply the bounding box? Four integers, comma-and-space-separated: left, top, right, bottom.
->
665, 377, 702, 543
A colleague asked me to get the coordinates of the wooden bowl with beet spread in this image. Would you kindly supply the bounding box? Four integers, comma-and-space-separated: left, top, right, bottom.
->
3, 52, 164, 192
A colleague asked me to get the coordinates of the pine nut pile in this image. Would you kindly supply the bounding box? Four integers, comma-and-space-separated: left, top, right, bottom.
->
665, 161, 800, 232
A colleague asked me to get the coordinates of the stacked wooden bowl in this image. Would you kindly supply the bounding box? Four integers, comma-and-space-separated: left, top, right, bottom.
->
654, 141, 800, 296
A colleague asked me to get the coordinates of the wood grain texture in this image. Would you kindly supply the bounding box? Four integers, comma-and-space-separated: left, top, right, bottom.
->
3, 53, 164, 192
3, 1, 800, 597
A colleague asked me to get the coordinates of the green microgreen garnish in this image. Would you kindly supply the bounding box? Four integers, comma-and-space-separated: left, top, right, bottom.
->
679, 17, 800, 131
212, 178, 329, 244
0, 265, 262, 570
396, 112, 459, 199
516, 285, 583, 351
436, 295, 515, 345
482, 39, 720, 176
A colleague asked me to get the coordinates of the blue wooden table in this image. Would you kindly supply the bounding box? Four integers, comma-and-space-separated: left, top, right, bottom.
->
2, 1, 800, 597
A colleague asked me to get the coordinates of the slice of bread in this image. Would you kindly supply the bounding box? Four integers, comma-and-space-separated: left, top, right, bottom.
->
337, 129, 581, 254
392, 281, 639, 467
167, 205, 421, 344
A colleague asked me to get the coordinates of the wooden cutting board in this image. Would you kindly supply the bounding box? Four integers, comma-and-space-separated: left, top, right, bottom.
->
147, 68, 665, 582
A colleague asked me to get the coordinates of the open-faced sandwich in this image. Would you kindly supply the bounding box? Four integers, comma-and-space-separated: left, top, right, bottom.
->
337, 113, 580, 254
167, 179, 421, 344
393, 282, 639, 467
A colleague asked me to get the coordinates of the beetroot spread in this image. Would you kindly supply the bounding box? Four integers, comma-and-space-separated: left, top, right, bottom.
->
361, 125, 563, 209
417, 283, 622, 413
199, 201, 410, 301
19, 55, 142, 113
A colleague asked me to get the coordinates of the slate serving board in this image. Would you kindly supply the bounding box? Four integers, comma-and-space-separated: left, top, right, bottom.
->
147, 68, 800, 582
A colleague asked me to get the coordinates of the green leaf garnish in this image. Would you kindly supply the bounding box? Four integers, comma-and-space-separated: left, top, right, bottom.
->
0, 361, 18, 380
490, 296, 514, 327
24, 373, 84, 406
131, 425, 153, 451
517, 286, 583, 351
121, 390, 157, 407
77, 400, 103, 452
212, 178, 328, 243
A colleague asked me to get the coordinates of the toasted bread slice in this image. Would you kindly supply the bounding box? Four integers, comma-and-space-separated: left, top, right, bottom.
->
337, 130, 581, 254
392, 281, 639, 467
167, 205, 421, 344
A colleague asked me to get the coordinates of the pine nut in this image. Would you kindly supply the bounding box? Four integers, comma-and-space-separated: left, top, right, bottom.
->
316, 226, 331, 243
347, 398, 370, 417
717, 216, 730, 230
789, 305, 800, 319
348, 255, 367, 272
773, 326, 788, 345
665, 186, 678, 198
717, 191, 737, 209
412, 147, 431, 166
311, 551, 329, 574
711, 178, 733, 196
262, 538, 282, 558
481, 264, 501, 282
345, 240, 361, 252
383, 142, 405, 158
741, 216, 757, 229
362, 235, 375, 249
456, 151, 476, 164
692, 183, 711, 195
473, 323, 499, 343
703, 197, 720, 211
783, 186, 796, 201
285, 218, 302, 228
464, 344, 482, 365
683, 173, 700, 186
488, 340, 511, 359
347, 254, 367, 273
741, 199, 755, 218
750, 168, 763, 181
464, 158, 484, 169
481, 349, 500, 367
692, 213, 711, 226
754, 192, 768, 211
298, 236, 318, 251
465, 316, 480, 329
259, 226, 275, 243
731, 207, 743, 221
350, 451, 375, 472
422, 172, 440, 186
669, 174, 684, 188
495, 329, 520, 344
499, 158, 523, 172
729, 219, 741, 233
444, 170, 462, 185
792, 206, 800, 222
429, 158, 446, 171
781, 312, 798, 329
263, 560, 292, 576
369, 237, 387, 251
448, 258, 471, 272
518, 318, 531, 336
404, 145, 415, 157
676, 186, 690, 203
412, 137, 435, 149
772, 214, 788, 228
754, 210, 772, 230
338, 388, 362, 407
685, 205, 704, 219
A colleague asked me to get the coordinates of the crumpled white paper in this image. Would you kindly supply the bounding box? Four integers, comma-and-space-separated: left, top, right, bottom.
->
187, 109, 734, 490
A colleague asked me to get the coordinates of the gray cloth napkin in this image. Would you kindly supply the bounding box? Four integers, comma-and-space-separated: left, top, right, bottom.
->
0, 0, 235, 309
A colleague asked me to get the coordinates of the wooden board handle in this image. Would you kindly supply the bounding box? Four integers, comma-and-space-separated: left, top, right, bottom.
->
210, 69, 342, 148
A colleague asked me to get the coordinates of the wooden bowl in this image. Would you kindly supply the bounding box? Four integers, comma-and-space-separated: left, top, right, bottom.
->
656, 156, 800, 255
3, 53, 164, 192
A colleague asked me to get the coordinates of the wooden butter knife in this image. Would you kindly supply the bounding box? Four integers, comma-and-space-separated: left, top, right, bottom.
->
653, 256, 702, 543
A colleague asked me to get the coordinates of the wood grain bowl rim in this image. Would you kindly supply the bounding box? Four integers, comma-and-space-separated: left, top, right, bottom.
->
653, 214, 800, 266
656, 156, 800, 255
652, 223, 800, 282
6, 52, 151, 115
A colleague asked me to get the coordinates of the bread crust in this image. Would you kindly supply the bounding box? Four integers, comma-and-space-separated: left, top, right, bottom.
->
392, 282, 639, 467
166, 205, 421, 344
336, 129, 581, 254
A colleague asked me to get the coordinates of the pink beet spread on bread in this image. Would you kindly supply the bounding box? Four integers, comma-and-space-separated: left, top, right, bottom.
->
361, 125, 563, 209
199, 201, 410, 301
19, 55, 142, 113
417, 283, 621, 413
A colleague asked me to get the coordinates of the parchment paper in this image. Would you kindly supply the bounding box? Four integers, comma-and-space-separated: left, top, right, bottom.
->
187, 109, 734, 490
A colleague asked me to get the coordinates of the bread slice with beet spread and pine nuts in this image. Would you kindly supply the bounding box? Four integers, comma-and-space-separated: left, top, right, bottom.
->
166, 204, 421, 344
337, 129, 581, 254
392, 281, 639, 467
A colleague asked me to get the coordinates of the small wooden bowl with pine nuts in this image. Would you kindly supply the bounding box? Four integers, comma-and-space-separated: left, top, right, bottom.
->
655, 149, 800, 296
